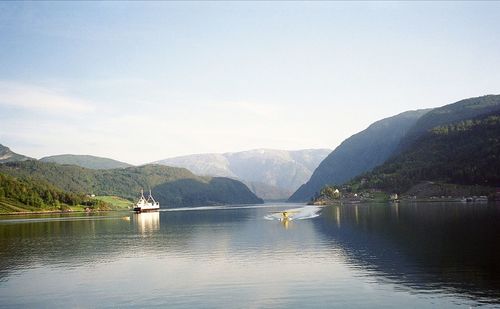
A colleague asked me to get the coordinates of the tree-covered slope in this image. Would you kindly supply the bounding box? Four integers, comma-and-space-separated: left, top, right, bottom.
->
152, 177, 264, 207
0, 172, 107, 213
40, 154, 132, 169
397, 95, 500, 153
351, 111, 500, 194
0, 161, 263, 207
0, 144, 32, 163
288, 109, 430, 202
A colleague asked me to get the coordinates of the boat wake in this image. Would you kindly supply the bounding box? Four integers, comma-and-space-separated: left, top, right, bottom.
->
264, 205, 322, 221
160, 203, 284, 212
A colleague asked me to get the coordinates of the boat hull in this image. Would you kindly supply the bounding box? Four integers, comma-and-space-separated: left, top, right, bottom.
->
133, 207, 160, 213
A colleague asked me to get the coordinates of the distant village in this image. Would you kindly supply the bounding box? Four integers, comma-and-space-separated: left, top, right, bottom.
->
310, 181, 499, 205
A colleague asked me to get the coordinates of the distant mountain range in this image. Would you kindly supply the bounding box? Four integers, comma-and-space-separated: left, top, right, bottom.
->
290, 94, 500, 202
40, 154, 132, 169
0, 144, 32, 163
154, 148, 331, 200
0, 160, 263, 210
3, 94, 499, 209
0, 145, 330, 206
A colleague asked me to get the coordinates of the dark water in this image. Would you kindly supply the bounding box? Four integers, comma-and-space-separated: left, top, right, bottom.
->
0, 202, 499, 308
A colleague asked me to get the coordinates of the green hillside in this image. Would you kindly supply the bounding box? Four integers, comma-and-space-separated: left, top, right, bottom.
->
0, 172, 109, 213
0, 161, 263, 208
348, 111, 500, 195
292, 95, 500, 203
153, 177, 267, 206
288, 109, 430, 202
93, 195, 133, 209
40, 154, 132, 169
397, 94, 500, 153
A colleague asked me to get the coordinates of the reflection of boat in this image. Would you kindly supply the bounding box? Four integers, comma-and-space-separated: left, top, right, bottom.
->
133, 189, 160, 212
270, 211, 297, 221
134, 211, 160, 234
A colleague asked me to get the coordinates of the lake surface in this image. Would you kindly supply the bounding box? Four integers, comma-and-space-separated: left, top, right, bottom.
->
0, 202, 499, 308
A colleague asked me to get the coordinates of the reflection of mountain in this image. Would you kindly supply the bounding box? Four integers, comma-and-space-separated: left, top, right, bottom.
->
0, 209, 256, 279
0, 215, 132, 280
315, 203, 500, 303
134, 212, 160, 234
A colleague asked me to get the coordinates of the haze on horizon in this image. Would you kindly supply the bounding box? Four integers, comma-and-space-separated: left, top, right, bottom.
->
1, 2, 499, 164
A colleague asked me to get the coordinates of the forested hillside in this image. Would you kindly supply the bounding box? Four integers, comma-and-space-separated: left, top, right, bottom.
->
350, 111, 500, 194
397, 95, 500, 153
0, 161, 263, 208
0, 173, 107, 212
288, 110, 429, 202
292, 95, 500, 202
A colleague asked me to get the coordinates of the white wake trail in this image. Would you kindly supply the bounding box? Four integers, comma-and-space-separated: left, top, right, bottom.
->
264, 205, 322, 221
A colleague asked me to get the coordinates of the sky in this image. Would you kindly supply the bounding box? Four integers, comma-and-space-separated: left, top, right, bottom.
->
0, 1, 499, 164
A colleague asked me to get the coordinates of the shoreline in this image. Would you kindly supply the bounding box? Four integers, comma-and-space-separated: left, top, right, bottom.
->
310, 198, 496, 206
0, 209, 128, 216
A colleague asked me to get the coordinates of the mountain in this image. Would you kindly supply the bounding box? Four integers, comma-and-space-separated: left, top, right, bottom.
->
154, 148, 331, 201
349, 99, 500, 194
244, 181, 293, 201
288, 109, 430, 202
398, 95, 500, 153
40, 154, 132, 169
0, 144, 32, 163
0, 161, 263, 207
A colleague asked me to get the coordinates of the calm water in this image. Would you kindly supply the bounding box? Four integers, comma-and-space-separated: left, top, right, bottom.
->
0, 202, 499, 308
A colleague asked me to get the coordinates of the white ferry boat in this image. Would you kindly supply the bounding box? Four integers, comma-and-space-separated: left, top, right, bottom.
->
133, 189, 160, 212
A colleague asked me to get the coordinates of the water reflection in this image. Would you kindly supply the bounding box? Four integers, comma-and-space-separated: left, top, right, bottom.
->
134, 212, 160, 234
316, 203, 500, 305
336, 205, 341, 227
0, 203, 499, 308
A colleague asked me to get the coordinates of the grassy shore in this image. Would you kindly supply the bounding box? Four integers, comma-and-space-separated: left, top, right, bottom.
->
93, 195, 133, 210
0, 195, 133, 215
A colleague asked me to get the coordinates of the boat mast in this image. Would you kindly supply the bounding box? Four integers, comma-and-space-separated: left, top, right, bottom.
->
148, 189, 157, 204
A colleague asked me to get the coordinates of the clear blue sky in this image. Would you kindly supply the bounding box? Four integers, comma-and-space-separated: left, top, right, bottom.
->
1, 1, 499, 164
